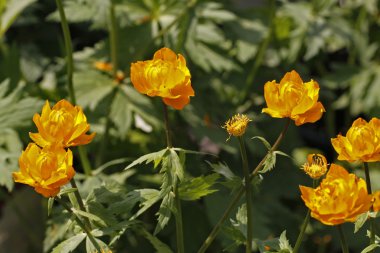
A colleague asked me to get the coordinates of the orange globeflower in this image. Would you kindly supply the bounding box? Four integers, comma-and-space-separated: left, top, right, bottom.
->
331, 118, 380, 162
13, 143, 75, 197
130, 47, 194, 110
30, 99, 95, 148
262, 70, 325, 126
300, 164, 372, 226
302, 154, 328, 179
223, 114, 251, 140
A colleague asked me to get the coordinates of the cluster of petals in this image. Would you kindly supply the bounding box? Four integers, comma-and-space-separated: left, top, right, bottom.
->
262, 70, 325, 126
302, 154, 328, 179
331, 117, 380, 162
223, 114, 251, 140
13, 143, 75, 197
300, 164, 372, 225
30, 100, 95, 148
130, 47, 194, 110
13, 99, 95, 197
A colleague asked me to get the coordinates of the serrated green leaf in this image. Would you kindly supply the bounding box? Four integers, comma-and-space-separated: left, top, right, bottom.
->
279, 231, 292, 251
51, 233, 86, 253
178, 173, 219, 201
362, 244, 380, 253
125, 148, 168, 170
168, 148, 184, 181
72, 209, 107, 227
131, 189, 160, 219
207, 161, 236, 180
252, 136, 272, 150
355, 212, 369, 233
85, 237, 109, 253
0, 127, 24, 191
73, 70, 114, 110
260, 152, 276, 174
154, 192, 175, 235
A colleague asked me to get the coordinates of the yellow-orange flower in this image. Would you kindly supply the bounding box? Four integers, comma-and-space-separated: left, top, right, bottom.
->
331, 118, 380, 162
13, 143, 75, 197
300, 164, 372, 225
262, 70, 325, 126
223, 114, 251, 140
302, 154, 328, 179
372, 191, 380, 212
30, 100, 95, 148
130, 47, 194, 110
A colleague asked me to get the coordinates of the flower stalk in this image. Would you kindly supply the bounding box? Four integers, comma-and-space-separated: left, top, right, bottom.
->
197, 119, 291, 253
56, 198, 102, 252
55, 0, 93, 176
293, 209, 311, 253
162, 103, 184, 253
364, 162, 375, 249
238, 136, 253, 253
69, 179, 92, 230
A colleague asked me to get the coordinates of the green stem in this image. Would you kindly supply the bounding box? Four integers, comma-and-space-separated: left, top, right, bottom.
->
56, 0, 93, 176
70, 179, 92, 230
162, 102, 184, 253
78, 146, 92, 176
109, 0, 118, 78
337, 225, 349, 253
55, 0, 76, 105
293, 209, 311, 253
175, 184, 185, 253
364, 162, 375, 249
163, 102, 172, 148
238, 137, 253, 253
197, 119, 291, 253
56, 198, 102, 252
241, 0, 275, 102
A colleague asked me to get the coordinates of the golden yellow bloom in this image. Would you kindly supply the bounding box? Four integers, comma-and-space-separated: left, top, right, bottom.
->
372, 191, 380, 212
302, 154, 328, 179
262, 70, 325, 126
130, 47, 194, 110
223, 114, 251, 140
94, 61, 113, 72
30, 100, 95, 148
13, 143, 75, 197
331, 117, 380, 162
300, 164, 372, 225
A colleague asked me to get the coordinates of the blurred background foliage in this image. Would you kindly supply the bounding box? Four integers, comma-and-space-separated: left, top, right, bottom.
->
1, 0, 380, 252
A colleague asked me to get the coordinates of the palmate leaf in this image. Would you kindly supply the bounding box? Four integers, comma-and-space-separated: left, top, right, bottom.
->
51, 233, 86, 253
125, 148, 168, 170
178, 173, 220, 201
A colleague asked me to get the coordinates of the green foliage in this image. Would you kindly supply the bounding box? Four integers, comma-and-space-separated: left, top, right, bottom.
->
0, 79, 43, 191
178, 173, 220, 201
0, 0, 36, 38
51, 233, 86, 253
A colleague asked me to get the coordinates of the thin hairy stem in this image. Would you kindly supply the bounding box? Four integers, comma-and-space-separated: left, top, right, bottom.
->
197, 119, 291, 253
